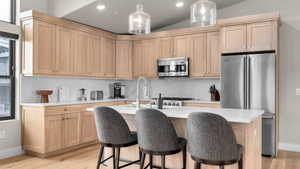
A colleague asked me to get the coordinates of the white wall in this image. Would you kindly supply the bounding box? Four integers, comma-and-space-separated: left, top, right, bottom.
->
20, 0, 49, 13
157, 0, 300, 147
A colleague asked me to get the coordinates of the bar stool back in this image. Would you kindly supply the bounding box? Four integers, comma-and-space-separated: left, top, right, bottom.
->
136, 108, 187, 169
187, 112, 243, 169
94, 107, 140, 169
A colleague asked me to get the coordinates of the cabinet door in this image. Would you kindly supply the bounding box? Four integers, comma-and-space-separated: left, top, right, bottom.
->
45, 115, 63, 153
79, 111, 97, 143
206, 32, 220, 77
158, 37, 174, 58
247, 21, 276, 52
190, 33, 207, 77
33, 20, 56, 74
74, 31, 89, 75
174, 36, 192, 58
133, 40, 144, 78
116, 40, 133, 79
88, 35, 102, 77
62, 112, 80, 148
102, 37, 116, 78
144, 39, 159, 78
55, 26, 75, 75
221, 25, 247, 53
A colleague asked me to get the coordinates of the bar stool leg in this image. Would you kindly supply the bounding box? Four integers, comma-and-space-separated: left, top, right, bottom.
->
112, 148, 116, 169
182, 146, 187, 169
140, 152, 146, 169
239, 154, 243, 169
194, 162, 201, 169
149, 154, 153, 169
96, 145, 104, 169
161, 155, 165, 169
115, 148, 120, 169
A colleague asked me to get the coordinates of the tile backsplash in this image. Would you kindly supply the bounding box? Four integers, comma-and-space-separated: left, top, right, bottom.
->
21, 76, 220, 103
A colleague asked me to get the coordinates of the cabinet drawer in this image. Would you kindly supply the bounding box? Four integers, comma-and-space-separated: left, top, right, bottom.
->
45, 105, 84, 115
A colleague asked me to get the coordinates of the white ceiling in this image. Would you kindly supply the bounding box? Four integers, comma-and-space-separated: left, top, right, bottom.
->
64, 0, 244, 34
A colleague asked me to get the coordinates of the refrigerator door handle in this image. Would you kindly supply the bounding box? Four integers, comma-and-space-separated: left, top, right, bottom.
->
247, 56, 251, 109
243, 56, 247, 109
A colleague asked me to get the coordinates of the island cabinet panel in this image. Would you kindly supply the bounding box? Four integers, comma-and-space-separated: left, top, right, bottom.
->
55, 26, 75, 75
247, 21, 276, 52
101, 37, 116, 78
45, 114, 63, 153
221, 25, 247, 54
116, 40, 133, 79
120, 115, 262, 169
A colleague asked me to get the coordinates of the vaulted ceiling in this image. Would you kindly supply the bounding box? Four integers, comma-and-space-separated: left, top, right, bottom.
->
60, 0, 245, 34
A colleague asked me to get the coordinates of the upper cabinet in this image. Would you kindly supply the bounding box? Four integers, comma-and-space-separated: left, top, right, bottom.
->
158, 37, 174, 58
206, 32, 220, 77
247, 21, 277, 52
174, 36, 193, 58
74, 31, 89, 75
101, 37, 116, 78
221, 21, 278, 54
22, 20, 56, 75
221, 25, 247, 53
190, 33, 207, 77
116, 40, 133, 79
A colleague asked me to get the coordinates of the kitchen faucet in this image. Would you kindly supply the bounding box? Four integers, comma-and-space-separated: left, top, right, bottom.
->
136, 76, 150, 108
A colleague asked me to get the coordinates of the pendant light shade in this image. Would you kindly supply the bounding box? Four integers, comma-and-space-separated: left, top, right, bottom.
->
190, 0, 217, 26
129, 4, 151, 34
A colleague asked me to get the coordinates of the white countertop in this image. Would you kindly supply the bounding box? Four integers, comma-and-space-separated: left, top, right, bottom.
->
21, 99, 220, 107
87, 104, 264, 124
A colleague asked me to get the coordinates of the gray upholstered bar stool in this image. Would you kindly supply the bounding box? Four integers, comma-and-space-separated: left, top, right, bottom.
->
187, 112, 243, 169
136, 108, 187, 169
94, 107, 140, 169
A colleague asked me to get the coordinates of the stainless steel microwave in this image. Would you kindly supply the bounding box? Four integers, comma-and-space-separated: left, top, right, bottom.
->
157, 57, 189, 77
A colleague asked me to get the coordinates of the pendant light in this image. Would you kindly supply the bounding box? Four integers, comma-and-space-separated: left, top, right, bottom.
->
190, 0, 217, 26
128, 4, 151, 34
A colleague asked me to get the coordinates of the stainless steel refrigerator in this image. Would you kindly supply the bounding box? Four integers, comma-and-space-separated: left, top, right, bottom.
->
221, 52, 276, 156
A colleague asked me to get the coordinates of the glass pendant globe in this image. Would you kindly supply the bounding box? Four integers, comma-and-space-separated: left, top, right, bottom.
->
129, 4, 151, 34
190, 0, 217, 26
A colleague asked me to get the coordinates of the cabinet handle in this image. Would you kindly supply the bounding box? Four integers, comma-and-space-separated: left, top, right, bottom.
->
64, 109, 68, 111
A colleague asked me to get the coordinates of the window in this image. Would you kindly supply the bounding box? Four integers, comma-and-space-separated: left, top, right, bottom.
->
0, 0, 16, 120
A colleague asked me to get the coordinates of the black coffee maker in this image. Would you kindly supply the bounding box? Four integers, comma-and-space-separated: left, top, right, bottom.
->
111, 83, 126, 99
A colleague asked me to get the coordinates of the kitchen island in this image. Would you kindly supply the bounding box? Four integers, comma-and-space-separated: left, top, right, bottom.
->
88, 104, 263, 169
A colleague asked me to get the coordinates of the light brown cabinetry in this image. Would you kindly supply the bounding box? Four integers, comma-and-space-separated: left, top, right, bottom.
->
206, 32, 220, 77
102, 37, 116, 78
55, 26, 75, 75
74, 31, 89, 75
116, 40, 133, 79
133, 39, 158, 78
174, 36, 193, 58
221, 21, 277, 53
190, 33, 207, 77
221, 25, 247, 53
22, 101, 127, 157
159, 37, 174, 58
79, 111, 97, 143
22, 20, 56, 75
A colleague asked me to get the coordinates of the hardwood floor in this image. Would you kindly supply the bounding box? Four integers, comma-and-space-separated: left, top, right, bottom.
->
0, 145, 299, 169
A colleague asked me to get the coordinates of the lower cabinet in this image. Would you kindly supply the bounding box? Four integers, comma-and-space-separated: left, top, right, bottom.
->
22, 102, 127, 157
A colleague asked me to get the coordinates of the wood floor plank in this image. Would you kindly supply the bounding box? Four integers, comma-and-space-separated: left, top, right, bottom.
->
1, 145, 300, 169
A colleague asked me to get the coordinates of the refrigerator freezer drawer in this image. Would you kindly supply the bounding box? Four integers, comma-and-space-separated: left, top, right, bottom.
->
262, 117, 276, 156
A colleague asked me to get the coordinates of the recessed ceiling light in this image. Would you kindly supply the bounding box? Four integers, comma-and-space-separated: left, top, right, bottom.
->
176, 1, 184, 8
96, 4, 106, 10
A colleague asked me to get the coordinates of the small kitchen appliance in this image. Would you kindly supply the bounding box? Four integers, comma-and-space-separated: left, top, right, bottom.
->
110, 83, 126, 99
90, 90, 104, 100
78, 88, 87, 101
157, 57, 189, 77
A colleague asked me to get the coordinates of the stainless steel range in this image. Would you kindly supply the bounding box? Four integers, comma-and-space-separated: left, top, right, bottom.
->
151, 97, 193, 107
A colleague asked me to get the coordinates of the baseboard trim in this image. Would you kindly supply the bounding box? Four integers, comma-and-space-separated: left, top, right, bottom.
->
279, 142, 300, 152
0, 146, 24, 159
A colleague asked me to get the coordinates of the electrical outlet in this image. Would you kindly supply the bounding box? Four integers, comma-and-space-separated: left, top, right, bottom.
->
296, 88, 300, 96
0, 128, 7, 139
